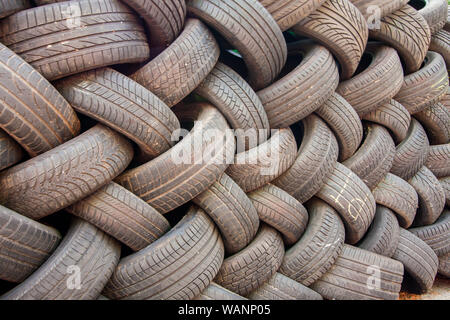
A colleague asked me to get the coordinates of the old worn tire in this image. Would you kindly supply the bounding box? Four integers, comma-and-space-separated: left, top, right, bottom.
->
194, 282, 247, 300
439, 176, 450, 206
311, 244, 404, 300
248, 183, 308, 246
187, 0, 287, 90
429, 30, 450, 67
1, 218, 121, 300
357, 206, 400, 258
56, 67, 180, 158
131, 19, 220, 107
316, 162, 377, 244
0, 125, 134, 219
425, 144, 450, 178
412, 0, 448, 34
0, 0, 150, 80
273, 114, 339, 203
349, 0, 409, 20
103, 207, 224, 300
0, 0, 30, 19
116, 103, 235, 214
0, 129, 22, 171
193, 173, 260, 254
438, 253, 450, 277
392, 228, 438, 293
415, 102, 450, 145
256, 43, 339, 128
372, 173, 419, 228
0, 42, 80, 157
279, 199, 345, 286
292, 0, 368, 80
343, 124, 396, 190
0, 205, 61, 283
214, 224, 285, 296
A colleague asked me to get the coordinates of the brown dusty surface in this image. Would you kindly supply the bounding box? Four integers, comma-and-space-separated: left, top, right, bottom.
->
399, 276, 450, 300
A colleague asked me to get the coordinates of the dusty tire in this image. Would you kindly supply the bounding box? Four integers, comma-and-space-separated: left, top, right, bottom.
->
273, 114, 339, 203
415, 102, 450, 145
336, 45, 404, 116
66, 182, 170, 252
0, 125, 134, 220
248, 183, 308, 246
0, 0, 150, 80
193, 173, 260, 254
311, 244, 404, 300
187, 0, 287, 90
316, 162, 377, 244
425, 144, 450, 178
194, 283, 247, 300
256, 43, 339, 128
1, 218, 121, 300
413, 0, 449, 34
372, 173, 419, 228
429, 30, 450, 67
343, 124, 396, 190
279, 199, 345, 286
439, 176, 450, 206
214, 224, 285, 296
438, 253, 450, 277
357, 206, 400, 258
0, 0, 30, 19
131, 19, 220, 107
292, 0, 368, 80
392, 228, 438, 293
349, 0, 409, 20
0, 129, 22, 171
103, 207, 224, 300
0, 205, 61, 283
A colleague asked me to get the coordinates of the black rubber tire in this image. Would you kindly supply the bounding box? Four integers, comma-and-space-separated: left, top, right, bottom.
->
1, 218, 121, 300
256, 43, 339, 128
279, 199, 345, 286
0, 128, 22, 171
357, 205, 400, 258
0, 205, 61, 283
187, 0, 287, 90
0, 42, 80, 157
342, 124, 396, 190
248, 183, 308, 246
316, 162, 377, 244
394, 51, 448, 114
439, 176, 450, 207
315, 92, 363, 162
438, 253, 450, 277
214, 224, 285, 297
247, 273, 323, 300
194, 282, 247, 300
362, 99, 411, 144
372, 173, 419, 228
193, 173, 260, 254
429, 30, 450, 68
392, 228, 438, 293
415, 102, 450, 145
409, 166, 446, 227
103, 206, 224, 300
0, 125, 133, 220
0, 0, 150, 81
0, 0, 30, 19
336, 45, 404, 116
349, 0, 409, 20
131, 18, 220, 107
311, 244, 405, 300
415, 0, 449, 34
273, 114, 339, 203
425, 144, 450, 178
390, 118, 430, 181
116, 103, 235, 214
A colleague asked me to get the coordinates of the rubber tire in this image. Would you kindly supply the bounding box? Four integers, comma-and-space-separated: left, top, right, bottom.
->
194, 282, 247, 300
429, 30, 450, 68
394, 51, 448, 114
438, 253, 450, 277
369, 5, 431, 74
372, 173, 419, 228
56, 67, 180, 158
256, 43, 339, 128
311, 244, 404, 300
131, 18, 220, 107
357, 206, 400, 258
316, 162, 377, 244
214, 224, 285, 297
116, 103, 235, 214
439, 176, 450, 206
279, 198, 345, 286
362, 99, 411, 144
273, 114, 339, 203
0, 0, 150, 81
0, 205, 61, 283
343, 124, 396, 190
390, 118, 430, 181
0, 129, 22, 171
193, 173, 260, 255
0, 0, 30, 19
225, 128, 297, 193
1, 218, 121, 300
248, 183, 308, 246
416, 0, 448, 35
0, 42, 80, 157
392, 228, 438, 293
292, 0, 368, 80
187, 0, 287, 90
414, 102, 450, 145
425, 144, 450, 178
0, 124, 134, 219
349, 0, 409, 20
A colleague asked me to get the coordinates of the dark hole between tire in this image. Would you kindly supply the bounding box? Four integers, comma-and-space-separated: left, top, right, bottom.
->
408, 0, 427, 11
353, 52, 374, 77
